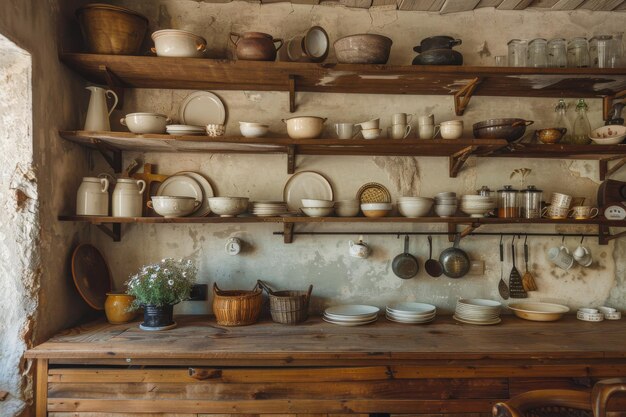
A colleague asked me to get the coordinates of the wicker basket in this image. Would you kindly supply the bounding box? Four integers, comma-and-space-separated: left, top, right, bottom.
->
212, 282, 262, 326
258, 280, 313, 325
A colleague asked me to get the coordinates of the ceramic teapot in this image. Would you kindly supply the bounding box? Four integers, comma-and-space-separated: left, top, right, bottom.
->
349, 236, 370, 259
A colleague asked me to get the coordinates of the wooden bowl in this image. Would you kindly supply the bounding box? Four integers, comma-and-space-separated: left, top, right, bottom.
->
76, 4, 148, 55
508, 302, 569, 321
535, 128, 567, 144
334, 34, 392, 64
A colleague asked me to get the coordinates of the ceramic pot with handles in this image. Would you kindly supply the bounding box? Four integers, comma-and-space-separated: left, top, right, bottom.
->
77, 176, 109, 216
112, 178, 146, 217
230, 32, 283, 61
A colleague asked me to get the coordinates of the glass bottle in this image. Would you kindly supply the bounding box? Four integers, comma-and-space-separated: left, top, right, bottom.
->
508, 39, 528, 67
528, 38, 548, 68
520, 185, 542, 219
554, 99, 572, 143
572, 99, 591, 145
567, 37, 590, 68
547, 38, 567, 68
497, 185, 519, 218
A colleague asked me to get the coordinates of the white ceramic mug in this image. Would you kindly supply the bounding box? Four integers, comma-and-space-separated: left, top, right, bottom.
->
349, 236, 370, 259
76, 176, 109, 216
335, 123, 360, 139
569, 206, 599, 220
418, 123, 436, 139
573, 245, 592, 267
547, 245, 574, 270
357, 118, 380, 130
550, 192, 572, 209
112, 179, 146, 217
387, 124, 411, 139
418, 114, 434, 126
392, 113, 412, 125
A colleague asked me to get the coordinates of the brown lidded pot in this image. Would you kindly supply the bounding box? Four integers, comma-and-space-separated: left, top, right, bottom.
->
534, 127, 567, 144
230, 32, 283, 61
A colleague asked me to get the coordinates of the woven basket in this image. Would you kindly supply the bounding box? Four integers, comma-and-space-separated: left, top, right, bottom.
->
212, 282, 262, 326
258, 280, 313, 325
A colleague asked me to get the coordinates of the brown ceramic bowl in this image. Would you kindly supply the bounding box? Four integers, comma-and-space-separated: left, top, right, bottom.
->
334, 34, 393, 64
534, 127, 567, 144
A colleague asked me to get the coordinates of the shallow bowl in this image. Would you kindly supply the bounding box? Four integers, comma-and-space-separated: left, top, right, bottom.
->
301, 206, 334, 217
239, 121, 269, 138
589, 125, 626, 145
302, 199, 334, 208
149, 196, 199, 218
334, 34, 392, 64
208, 197, 249, 217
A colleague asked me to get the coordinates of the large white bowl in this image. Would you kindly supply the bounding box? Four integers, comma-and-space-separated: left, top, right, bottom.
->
301, 206, 334, 217
302, 199, 334, 208
239, 121, 269, 138
589, 125, 626, 145
151, 29, 207, 58
435, 204, 457, 217
361, 203, 392, 218
208, 197, 249, 217
398, 200, 433, 217
121, 112, 170, 134
149, 196, 200, 218
282, 116, 326, 139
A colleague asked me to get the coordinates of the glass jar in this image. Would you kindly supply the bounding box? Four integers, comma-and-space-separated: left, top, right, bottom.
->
611, 32, 623, 68
547, 38, 567, 68
528, 38, 548, 68
497, 185, 519, 218
508, 39, 528, 67
554, 99, 572, 143
590, 35, 614, 68
520, 185, 543, 219
567, 37, 590, 68
572, 98, 591, 145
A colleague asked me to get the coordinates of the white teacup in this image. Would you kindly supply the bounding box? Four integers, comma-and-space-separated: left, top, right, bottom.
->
547, 245, 574, 270
569, 206, 599, 220
387, 124, 411, 139
392, 113, 412, 125
542, 205, 569, 219
573, 245, 592, 267
357, 118, 380, 130
349, 237, 370, 259
550, 192, 572, 209
361, 128, 382, 140
335, 123, 360, 139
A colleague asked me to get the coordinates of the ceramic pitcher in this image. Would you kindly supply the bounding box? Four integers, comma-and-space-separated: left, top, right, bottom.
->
84, 86, 119, 131
112, 179, 146, 217
76, 176, 109, 216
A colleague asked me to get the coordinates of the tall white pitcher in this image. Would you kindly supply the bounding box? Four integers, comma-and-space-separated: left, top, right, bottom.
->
84, 86, 118, 131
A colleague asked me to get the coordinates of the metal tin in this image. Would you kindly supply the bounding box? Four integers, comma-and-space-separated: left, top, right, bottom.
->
520, 185, 543, 219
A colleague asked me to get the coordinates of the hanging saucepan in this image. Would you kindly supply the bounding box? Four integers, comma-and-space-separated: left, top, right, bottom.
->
392, 235, 419, 279
438, 234, 470, 278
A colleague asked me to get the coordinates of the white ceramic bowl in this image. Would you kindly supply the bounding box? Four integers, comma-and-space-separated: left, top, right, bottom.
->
302, 199, 334, 208
398, 200, 433, 217
120, 113, 170, 134
589, 125, 626, 145
282, 116, 326, 139
335, 205, 360, 217
435, 204, 457, 217
361, 202, 392, 218
239, 121, 269, 138
358, 118, 380, 130
439, 123, 463, 139
208, 197, 249, 217
149, 196, 200, 218
151, 29, 207, 58
460, 205, 492, 218
301, 206, 334, 217
361, 128, 382, 140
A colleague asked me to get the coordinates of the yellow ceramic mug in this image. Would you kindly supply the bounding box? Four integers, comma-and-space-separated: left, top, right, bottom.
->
104, 293, 137, 324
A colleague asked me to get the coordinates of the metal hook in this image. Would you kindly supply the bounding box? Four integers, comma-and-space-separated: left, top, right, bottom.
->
500, 234, 503, 244
580, 235, 585, 244
561, 235, 565, 244
524, 235, 528, 245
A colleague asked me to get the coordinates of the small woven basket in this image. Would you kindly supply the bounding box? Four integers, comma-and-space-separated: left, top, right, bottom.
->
258, 280, 313, 325
212, 282, 262, 326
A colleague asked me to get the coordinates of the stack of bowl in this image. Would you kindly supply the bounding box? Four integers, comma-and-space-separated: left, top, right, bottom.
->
334, 199, 360, 217
434, 192, 457, 217
397, 196, 434, 218
460, 195, 496, 218
301, 199, 334, 217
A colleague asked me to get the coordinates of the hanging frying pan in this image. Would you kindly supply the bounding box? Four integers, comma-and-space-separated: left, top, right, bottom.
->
392, 235, 419, 279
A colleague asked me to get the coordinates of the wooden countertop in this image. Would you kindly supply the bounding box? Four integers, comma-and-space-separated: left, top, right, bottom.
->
26, 315, 626, 366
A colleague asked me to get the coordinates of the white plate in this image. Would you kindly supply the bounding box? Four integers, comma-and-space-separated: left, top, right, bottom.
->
323, 316, 378, 326
178, 91, 226, 126
283, 171, 334, 212
324, 312, 378, 322
325, 304, 379, 317
386, 310, 436, 320
452, 315, 501, 325
457, 298, 502, 308
387, 302, 436, 315
175, 171, 214, 216
156, 175, 203, 205
386, 314, 435, 324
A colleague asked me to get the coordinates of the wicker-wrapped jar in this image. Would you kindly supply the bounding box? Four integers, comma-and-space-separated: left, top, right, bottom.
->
212, 282, 262, 326
258, 280, 313, 325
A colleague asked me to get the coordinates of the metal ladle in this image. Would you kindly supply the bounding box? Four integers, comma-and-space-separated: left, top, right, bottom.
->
425, 235, 443, 277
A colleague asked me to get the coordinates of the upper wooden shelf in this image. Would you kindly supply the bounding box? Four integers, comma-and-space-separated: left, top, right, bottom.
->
60, 53, 626, 114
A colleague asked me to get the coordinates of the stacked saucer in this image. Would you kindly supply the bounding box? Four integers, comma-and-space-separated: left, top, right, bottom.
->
454, 298, 502, 325
323, 305, 379, 326
386, 302, 436, 324
166, 124, 205, 135
251, 201, 288, 217
434, 192, 458, 217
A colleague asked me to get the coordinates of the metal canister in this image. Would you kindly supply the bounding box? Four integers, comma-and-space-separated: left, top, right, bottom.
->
497, 185, 519, 218
520, 185, 543, 219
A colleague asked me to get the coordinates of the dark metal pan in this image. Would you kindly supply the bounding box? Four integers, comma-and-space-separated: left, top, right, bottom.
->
392, 235, 419, 279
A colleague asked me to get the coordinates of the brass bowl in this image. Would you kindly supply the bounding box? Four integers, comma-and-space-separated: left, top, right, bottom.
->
534, 127, 567, 144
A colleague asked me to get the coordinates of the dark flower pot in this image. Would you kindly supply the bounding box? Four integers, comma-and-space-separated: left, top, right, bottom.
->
141, 304, 175, 330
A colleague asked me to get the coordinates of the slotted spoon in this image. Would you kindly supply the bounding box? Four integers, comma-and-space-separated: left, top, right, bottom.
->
498, 235, 509, 300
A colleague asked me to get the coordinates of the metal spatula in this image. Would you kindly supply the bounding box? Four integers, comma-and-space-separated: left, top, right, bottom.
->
509, 236, 528, 299
498, 235, 509, 300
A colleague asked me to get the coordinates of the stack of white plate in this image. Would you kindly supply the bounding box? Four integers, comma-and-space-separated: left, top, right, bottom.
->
454, 298, 502, 325
385, 302, 436, 324
250, 201, 288, 217
323, 305, 379, 326
166, 124, 205, 135
460, 195, 496, 218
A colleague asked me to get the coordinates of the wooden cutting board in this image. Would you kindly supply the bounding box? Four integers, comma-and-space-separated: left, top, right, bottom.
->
132, 163, 168, 217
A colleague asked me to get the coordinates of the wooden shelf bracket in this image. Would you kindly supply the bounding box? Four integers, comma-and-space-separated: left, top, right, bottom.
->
454, 77, 482, 116
288, 75, 296, 113
449, 145, 478, 178
602, 89, 626, 122
99, 65, 125, 109
92, 139, 122, 173
287, 145, 296, 174
600, 156, 626, 181
283, 222, 294, 244
95, 223, 121, 242
598, 224, 626, 246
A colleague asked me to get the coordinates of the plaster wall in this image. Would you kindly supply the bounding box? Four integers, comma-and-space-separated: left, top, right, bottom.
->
0, 1, 91, 416
90, 1, 626, 315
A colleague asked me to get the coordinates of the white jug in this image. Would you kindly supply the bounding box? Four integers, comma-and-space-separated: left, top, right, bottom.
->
112, 179, 146, 218
84, 86, 119, 131
76, 177, 109, 216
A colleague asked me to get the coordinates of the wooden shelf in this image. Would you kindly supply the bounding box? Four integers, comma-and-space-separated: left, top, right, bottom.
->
60, 53, 626, 115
